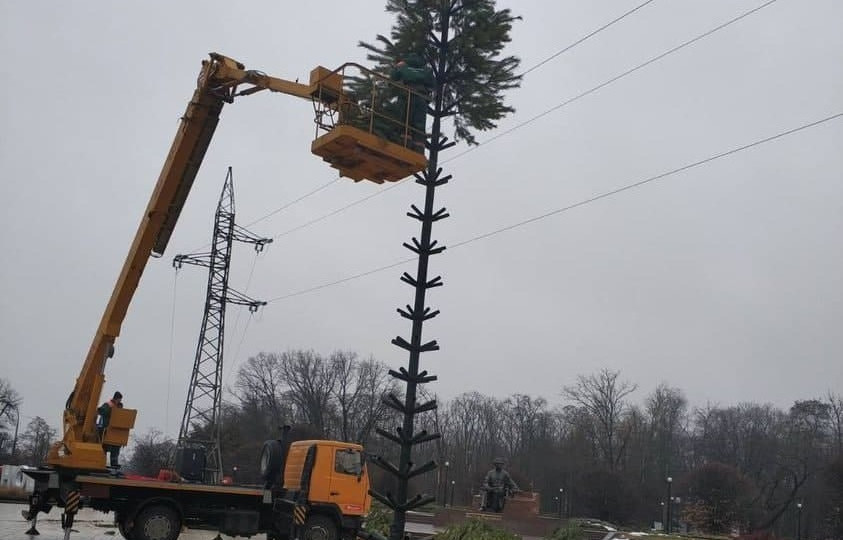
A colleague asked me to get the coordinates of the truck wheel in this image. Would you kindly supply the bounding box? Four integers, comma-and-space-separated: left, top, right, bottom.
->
259, 439, 283, 484
116, 513, 135, 540
133, 505, 180, 540
302, 514, 338, 540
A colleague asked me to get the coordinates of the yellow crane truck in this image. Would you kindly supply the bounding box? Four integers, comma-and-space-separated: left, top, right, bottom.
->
20, 52, 424, 539
28, 436, 370, 540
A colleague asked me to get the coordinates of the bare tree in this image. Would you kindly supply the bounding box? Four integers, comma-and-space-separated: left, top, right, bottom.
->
19, 416, 56, 465
746, 400, 825, 532
234, 352, 292, 426
127, 429, 176, 476
278, 350, 338, 436
500, 394, 547, 477
563, 369, 637, 471
646, 383, 688, 476
681, 462, 755, 534
0, 378, 21, 425
330, 352, 395, 443
439, 392, 502, 490
827, 391, 843, 454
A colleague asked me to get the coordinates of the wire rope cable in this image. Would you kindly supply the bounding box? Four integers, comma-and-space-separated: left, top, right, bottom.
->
165, 270, 179, 438
265, 111, 843, 302
261, 0, 779, 242
444, 0, 779, 164
519, 0, 658, 77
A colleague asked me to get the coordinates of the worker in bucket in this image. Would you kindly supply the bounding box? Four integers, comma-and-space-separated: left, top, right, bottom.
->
389, 53, 433, 152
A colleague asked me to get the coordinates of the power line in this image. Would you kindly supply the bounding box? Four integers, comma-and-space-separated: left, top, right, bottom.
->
242, 178, 339, 229
265, 111, 843, 303
267, 257, 415, 302
221, 253, 261, 392
451, 112, 843, 247
223, 310, 255, 393
272, 183, 405, 240
519, 0, 658, 77
262, 0, 778, 242
183, 178, 340, 254
169, 1, 660, 374
252, 3, 659, 243
444, 0, 779, 164
165, 271, 179, 438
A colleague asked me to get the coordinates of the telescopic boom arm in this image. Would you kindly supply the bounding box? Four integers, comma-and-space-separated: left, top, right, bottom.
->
48, 53, 328, 470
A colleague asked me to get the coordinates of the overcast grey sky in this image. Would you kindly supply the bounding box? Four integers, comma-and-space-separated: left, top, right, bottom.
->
1, 1, 841, 441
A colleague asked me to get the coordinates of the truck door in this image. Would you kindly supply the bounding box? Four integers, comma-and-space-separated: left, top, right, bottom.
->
329, 448, 367, 514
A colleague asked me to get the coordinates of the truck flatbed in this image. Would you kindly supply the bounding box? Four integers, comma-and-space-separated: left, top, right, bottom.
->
76, 474, 265, 497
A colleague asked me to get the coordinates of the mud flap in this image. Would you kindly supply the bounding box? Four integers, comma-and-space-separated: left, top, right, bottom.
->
291, 504, 308, 540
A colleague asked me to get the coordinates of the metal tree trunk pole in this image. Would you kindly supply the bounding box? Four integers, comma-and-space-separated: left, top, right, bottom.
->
373, 9, 454, 540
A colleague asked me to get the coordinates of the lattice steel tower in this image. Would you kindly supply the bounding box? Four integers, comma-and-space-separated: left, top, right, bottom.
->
173, 167, 271, 483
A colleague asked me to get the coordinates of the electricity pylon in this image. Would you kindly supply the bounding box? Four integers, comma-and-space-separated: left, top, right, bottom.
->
173, 167, 271, 483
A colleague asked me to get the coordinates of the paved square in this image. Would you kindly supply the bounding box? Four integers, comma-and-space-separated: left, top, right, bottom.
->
0, 502, 252, 540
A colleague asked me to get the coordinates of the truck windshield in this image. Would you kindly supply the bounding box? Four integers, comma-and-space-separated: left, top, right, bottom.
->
335, 449, 363, 476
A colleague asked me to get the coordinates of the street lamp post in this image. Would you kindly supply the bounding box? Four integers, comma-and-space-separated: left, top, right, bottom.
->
450, 480, 456, 507
443, 461, 451, 507
559, 488, 565, 519
11, 407, 20, 459
797, 502, 803, 540
666, 477, 673, 534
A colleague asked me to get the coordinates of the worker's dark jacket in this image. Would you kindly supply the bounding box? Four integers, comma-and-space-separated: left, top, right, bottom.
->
389, 55, 433, 144
97, 399, 118, 431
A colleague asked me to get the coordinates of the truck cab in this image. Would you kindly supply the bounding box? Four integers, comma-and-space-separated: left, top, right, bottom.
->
283, 440, 370, 518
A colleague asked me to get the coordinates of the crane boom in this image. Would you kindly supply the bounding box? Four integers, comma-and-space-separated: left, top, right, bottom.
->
47, 53, 334, 470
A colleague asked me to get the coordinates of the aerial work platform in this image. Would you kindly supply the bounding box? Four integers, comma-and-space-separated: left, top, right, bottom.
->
307, 63, 429, 183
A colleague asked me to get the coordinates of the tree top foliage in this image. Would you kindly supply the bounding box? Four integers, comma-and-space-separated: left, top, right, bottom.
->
358, 0, 522, 145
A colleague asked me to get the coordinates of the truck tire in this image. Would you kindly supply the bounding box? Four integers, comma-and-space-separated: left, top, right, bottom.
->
260, 439, 284, 484
116, 513, 136, 540
302, 514, 338, 540
133, 504, 181, 540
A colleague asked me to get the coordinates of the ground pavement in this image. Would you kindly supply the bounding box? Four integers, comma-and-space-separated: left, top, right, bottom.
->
0, 502, 241, 540
0, 502, 544, 540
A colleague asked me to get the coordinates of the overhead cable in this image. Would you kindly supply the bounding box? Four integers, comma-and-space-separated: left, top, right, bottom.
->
266, 111, 843, 302
519, 0, 658, 77
443, 0, 779, 164
264, 0, 779, 241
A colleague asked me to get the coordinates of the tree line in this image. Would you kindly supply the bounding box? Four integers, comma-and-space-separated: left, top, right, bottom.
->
3, 360, 842, 539
0, 377, 57, 468
175, 354, 842, 539
212, 356, 842, 539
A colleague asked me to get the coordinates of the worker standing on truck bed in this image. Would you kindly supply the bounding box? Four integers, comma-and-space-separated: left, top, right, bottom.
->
97, 391, 123, 468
